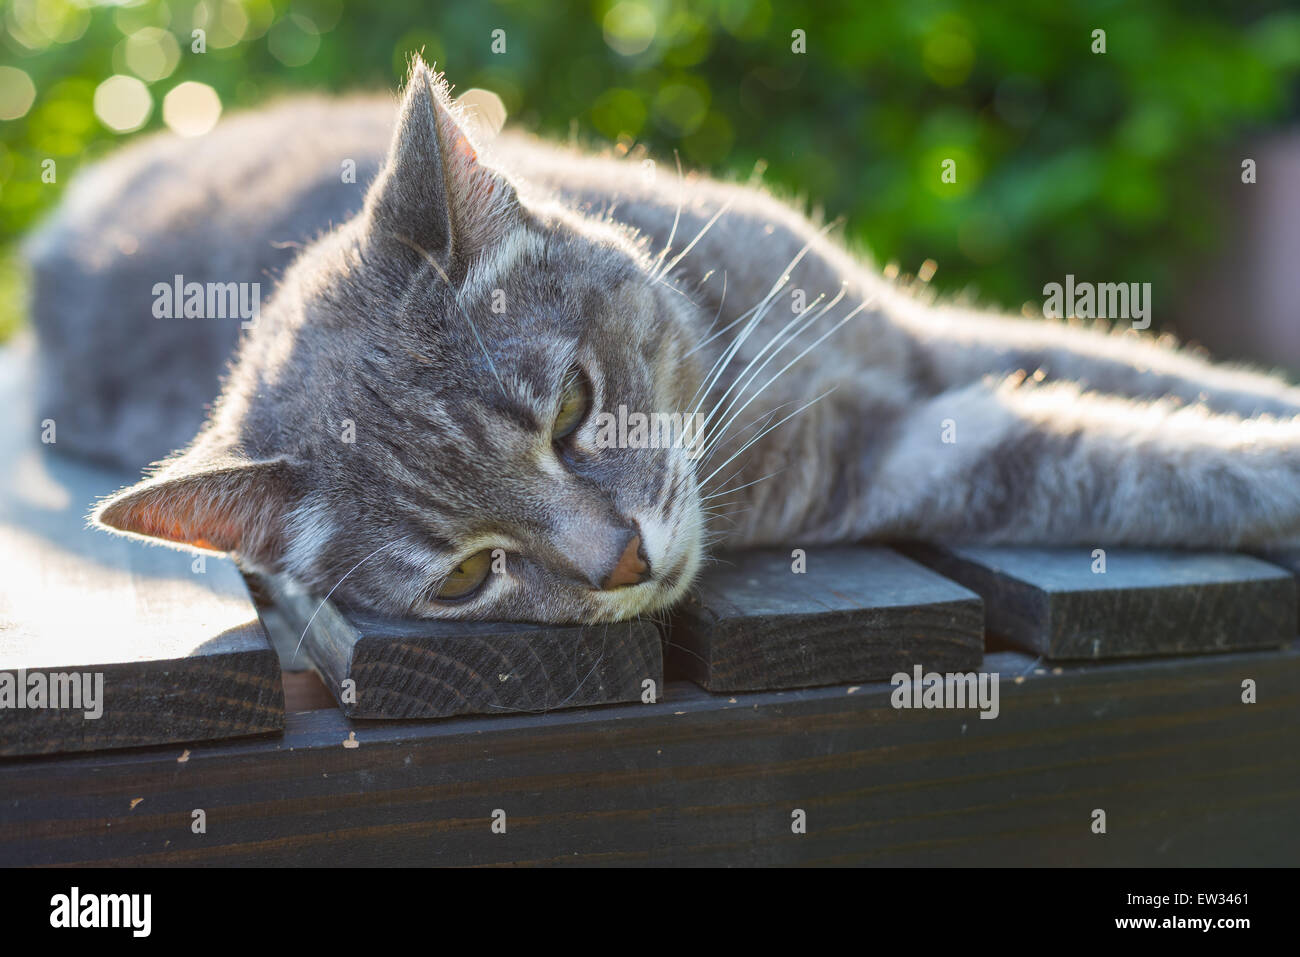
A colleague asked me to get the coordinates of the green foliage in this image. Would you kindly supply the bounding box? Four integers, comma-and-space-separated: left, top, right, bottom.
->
2, 0, 1299, 340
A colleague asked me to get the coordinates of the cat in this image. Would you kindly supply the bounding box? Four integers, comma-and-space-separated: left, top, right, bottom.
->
24, 58, 1300, 624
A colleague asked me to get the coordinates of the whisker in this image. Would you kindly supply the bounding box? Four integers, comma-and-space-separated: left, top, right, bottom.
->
660, 197, 735, 281
650, 151, 685, 281
695, 285, 846, 453
694, 270, 728, 343
662, 638, 710, 666
685, 297, 766, 417
682, 224, 842, 445
698, 387, 837, 490
697, 300, 867, 469
696, 401, 793, 463
293, 538, 410, 663
685, 220, 836, 358
485, 621, 613, 713
701, 467, 787, 501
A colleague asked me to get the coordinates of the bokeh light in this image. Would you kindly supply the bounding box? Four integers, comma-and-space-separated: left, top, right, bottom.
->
268, 14, 320, 67
120, 27, 182, 82
923, 17, 977, 88
28, 79, 96, 155
5, 0, 90, 50
162, 82, 222, 137
93, 75, 152, 133
0, 68, 37, 122
113, 1, 171, 37
603, 2, 656, 57
193, 0, 251, 49
591, 88, 647, 140
653, 81, 708, 136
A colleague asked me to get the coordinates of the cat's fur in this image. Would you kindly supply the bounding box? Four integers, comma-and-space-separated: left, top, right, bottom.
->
26, 60, 1300, 623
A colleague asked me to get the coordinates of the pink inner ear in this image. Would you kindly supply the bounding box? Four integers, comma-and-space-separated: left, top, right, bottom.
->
97, 459, 295, 562
440, 113, 495, 194
142, 504, 237, 552
104, 489, 242, 553
449, 127, 478, 163
429, 84, 514, 244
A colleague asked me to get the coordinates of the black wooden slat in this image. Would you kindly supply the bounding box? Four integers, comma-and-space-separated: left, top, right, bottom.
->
905, 544, 1295, 660
1, 643, 1296, 866
261, 574, 663, 719
667, 546, 983, 691
1255, 548, 1300, 606
0, 451, 283, 758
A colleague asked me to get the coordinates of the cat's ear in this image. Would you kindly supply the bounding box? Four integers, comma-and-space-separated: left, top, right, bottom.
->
93, 451, 302, 567
365, 57, 518, 269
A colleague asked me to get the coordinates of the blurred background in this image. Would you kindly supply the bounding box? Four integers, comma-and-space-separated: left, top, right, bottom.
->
2, 0, 1300, 365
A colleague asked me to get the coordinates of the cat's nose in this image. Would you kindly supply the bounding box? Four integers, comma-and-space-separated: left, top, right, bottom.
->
601, 534, 650, 589
549, 511, 650, 590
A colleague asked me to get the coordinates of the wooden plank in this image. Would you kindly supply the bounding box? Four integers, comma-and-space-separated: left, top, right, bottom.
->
1, 642, 1296, 866
281, 671, 337, 713
667, 546, 983, 692
1255, 548, 1300, 592
244, 571, 317, 675
0, 449, 283, 758
0, 340, 282, 757
245, 581, 334, 712
905, 544, 1295, 660
260, 574, 663, 719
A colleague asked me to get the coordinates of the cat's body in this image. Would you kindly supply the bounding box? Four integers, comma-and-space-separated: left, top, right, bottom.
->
27, 94, 393, 466
26, 61, 1300, 623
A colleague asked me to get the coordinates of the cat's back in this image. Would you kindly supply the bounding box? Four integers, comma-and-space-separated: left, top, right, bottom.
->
494, 131, 870, 328
25, 94, 393, 468
26, 93, 393, 268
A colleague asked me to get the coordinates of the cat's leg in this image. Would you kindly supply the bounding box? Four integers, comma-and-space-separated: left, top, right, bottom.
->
845, 373, 1300, 549
887, 297, 1300, 419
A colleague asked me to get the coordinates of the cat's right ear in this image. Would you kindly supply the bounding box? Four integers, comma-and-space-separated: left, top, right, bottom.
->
92, 451, 303, 570
364, 58, 518, 272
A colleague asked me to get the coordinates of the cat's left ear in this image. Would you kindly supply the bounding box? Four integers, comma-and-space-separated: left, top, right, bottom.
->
92, 450, 303, 569
365, 57, 519, 271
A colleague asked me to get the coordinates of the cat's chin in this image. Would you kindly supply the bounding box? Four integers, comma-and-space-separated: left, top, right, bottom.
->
585, 577, 692, 623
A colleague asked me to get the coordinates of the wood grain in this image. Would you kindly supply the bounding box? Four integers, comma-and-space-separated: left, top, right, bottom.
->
1255, 548, 1300, 607
668, 547, 984, 691
905, 544, 1296, 660
259, 574, 663, 719
0, 347, 282, 757
1, 642, 1295, 866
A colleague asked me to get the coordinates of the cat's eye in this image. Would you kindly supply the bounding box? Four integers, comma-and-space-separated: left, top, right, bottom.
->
552, 367, 591, 441
433, 550, 493, 601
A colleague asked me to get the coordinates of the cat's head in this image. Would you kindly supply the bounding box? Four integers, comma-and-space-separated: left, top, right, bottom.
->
93, 60, 706, 624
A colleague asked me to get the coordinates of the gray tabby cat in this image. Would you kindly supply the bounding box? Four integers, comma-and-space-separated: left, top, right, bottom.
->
25, 60, 1300, 624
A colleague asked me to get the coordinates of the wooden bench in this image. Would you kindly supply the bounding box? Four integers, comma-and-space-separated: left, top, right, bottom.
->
3, 645, 1295, 866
